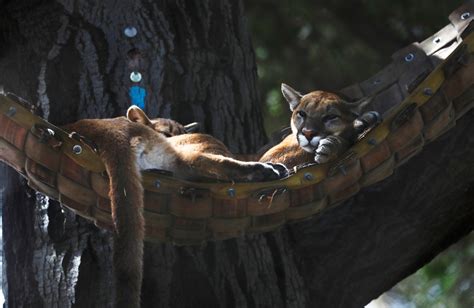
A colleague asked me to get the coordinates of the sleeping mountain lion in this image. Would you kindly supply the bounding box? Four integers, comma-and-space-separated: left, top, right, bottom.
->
259, 84, 380, 168
64, 109, 285, 308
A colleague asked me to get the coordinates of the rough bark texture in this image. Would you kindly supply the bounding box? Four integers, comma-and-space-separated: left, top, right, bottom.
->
290, 112, 474, 307
0, 1, 473, 308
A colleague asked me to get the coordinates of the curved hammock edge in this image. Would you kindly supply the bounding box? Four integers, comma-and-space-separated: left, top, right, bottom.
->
0, 4, 473, 245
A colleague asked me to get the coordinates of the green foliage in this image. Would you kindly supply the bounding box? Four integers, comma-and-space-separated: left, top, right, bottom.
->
245, 0, 472, 306
385, 234, 474, 307
245, 0, 463, 133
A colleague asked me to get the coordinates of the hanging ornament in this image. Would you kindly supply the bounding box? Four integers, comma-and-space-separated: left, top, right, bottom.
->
124, 26, 138, 38
130, 71, 142, 82
129, 86, 147, 109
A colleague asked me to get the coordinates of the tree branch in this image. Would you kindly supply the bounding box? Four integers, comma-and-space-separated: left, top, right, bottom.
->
289, 109, 474, 307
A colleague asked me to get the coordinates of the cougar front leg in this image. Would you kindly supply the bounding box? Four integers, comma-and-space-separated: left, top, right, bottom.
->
182, 153, 286, 181
353, 111, 381, 134
314, 136, 349, 164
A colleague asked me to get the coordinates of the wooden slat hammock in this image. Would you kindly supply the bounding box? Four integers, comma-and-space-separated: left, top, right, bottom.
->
1, 3, 474, 245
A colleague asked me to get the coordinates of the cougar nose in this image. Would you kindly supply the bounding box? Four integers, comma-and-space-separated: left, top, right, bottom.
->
302, 128, 317, 141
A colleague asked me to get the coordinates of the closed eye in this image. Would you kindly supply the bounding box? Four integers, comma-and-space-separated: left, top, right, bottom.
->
322, 114, 340, 122
297, 110, 307, 118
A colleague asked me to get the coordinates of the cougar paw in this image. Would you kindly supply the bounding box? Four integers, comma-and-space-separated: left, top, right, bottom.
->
249, 162, 287, 181
314, 153, 330, 164
266, 163, 289, 178
354, 111, 381, 132
314, 138, 335, 164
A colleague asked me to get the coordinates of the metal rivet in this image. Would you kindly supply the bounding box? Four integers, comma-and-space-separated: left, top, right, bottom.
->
404, 53, 415, 62
304, 172, 314, 181
423, 87, 433, 96
461, 12, 471, 20
130, 72, 142, 83
6, 106, 16, 117
124, 26, 138, 38
227, 188, 236, 197
433, 37, 441, 44
367, 138, 377, 146
72, 145, 82, 154
155, 180, 161, 188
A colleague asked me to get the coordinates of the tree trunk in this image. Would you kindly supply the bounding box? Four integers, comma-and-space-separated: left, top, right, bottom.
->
0, 0, 270, 307
1, 1, 473, 308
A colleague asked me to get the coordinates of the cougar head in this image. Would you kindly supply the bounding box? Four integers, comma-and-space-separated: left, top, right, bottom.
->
281, 83, 370, 153
126, 106, 199, 136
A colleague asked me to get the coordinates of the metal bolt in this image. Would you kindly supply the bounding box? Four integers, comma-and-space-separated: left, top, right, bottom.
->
404, 53, 415, 62
72, 145, 82, 155
423, 87, 433, 96
130, 72, 142, 82
6, 106, 16, 117
227, 188, 236, 197
367, 138, 377, 146
461, 12, 471, 20
155, 180, 161, 188
432, 37, 441, 44
304, 172, 314, 181
124, 26, 138, 38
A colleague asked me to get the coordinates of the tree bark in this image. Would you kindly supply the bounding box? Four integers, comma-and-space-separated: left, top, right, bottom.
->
1, 1, 473, 308
289, 111, 474, 307
1, 0, 271, 307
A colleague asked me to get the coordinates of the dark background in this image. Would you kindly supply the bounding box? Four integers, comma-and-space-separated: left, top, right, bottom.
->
246, 1, 463, 132
0, 1, 472, 307
245, 1, 473, 306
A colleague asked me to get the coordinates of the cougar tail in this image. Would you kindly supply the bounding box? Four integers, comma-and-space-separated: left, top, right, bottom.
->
103, 147, 145, 308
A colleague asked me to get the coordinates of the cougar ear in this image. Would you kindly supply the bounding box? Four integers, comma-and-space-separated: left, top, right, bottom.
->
344, 96, 374, 117
183, 122, 200, 133
281, 83, 303, 111
127, 105, 152, 126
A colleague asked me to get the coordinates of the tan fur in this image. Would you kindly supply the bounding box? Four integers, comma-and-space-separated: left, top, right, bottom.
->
126, 106, 284, 182
63, 110, 284, 308
63, 118, 165, 308
259, 134, 314, 168
260, 84, 379, 168
127, 112, 187, 137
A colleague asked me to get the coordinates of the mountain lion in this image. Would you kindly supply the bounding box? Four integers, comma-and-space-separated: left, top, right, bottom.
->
259, 84, 380, 168
63, 109, 284, 308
